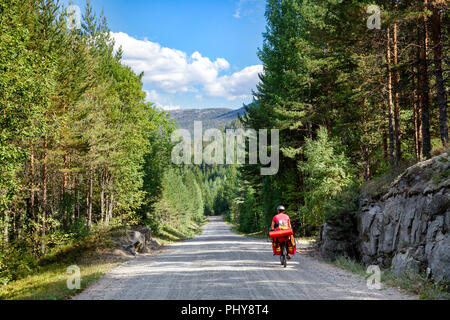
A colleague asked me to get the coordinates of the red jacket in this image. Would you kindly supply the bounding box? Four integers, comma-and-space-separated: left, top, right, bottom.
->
272, 213, 290, 230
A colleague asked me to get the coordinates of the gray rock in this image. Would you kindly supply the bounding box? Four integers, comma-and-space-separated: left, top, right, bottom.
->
429, 235, 450, 282
320, 153, 450, 282
150, 238, 162, 250
391, 249, 420, 275
125, 226, 153, 254
426, 217, 444, 243
428, 194, 450, 216
425, 241, 435, 262
319, 223, 358, 260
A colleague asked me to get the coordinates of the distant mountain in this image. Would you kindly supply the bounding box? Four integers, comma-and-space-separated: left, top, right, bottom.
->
168, 107, 245, 134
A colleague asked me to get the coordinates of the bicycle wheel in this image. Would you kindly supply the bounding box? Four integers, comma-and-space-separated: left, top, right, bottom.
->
282, 244, 287, 268
279, 243, 284, 265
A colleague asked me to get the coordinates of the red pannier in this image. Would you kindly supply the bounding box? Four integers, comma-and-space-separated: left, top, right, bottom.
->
269, 229, 293, 239
270, 228, 296, 255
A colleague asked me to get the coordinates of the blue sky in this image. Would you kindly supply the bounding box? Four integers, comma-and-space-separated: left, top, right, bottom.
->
63, 0, 266, 110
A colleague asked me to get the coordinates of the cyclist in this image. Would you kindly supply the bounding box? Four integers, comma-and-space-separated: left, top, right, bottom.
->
270, 205, 294, 259
271, 205, 291, 231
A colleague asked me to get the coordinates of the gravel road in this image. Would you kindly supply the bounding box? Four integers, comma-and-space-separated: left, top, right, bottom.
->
74, 216, 415, 300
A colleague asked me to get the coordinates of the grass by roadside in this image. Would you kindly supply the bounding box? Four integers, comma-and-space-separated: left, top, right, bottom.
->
222, 218, 268, 239
0, 230, 128, 300
153, 217, 207, 245
0, 255, 121, 300
0, 218, 207, 300
330, 256, 450, 300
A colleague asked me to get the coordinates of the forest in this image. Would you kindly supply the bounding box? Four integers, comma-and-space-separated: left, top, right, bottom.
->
0, 0, 448, 288
218, 0, 449, 236
0, 0, 211, 284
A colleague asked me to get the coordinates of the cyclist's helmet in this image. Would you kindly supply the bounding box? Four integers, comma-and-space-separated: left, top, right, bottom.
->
277, 205, 286, 212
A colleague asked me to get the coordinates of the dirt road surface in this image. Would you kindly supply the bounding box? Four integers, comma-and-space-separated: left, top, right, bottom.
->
74, 216, 415, 300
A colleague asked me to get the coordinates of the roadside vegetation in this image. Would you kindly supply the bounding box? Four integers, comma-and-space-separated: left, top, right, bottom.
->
331, 256, 450, 300
0, 228, 125, 300
0, 1, 211, 297
0, 218, 205, 300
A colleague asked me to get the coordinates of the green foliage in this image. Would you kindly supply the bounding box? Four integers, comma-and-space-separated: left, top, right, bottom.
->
0, 0, 204, 286
237, 187, 262, 234
149, 167, 205, 235
323, 184, 360, 225
382, 270, 450, 300
299, 127, 355, 232
233, 0, 449, 237
331, 256, 367, 278
0, 243, 38, 285
213, 166, 239, 218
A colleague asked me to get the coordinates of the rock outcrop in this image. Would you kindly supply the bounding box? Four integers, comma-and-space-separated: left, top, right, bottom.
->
125, 226, 160, 255
320, 152, 450, 283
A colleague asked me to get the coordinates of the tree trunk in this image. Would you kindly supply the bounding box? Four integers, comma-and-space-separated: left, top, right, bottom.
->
63, 154, 68, 190
3, 210, 9, 247
12, 203, 18, 242
51, 168, 56, 216
412, 64, 421, 161
85, 190, 89, 223
75, 180, 80, 220
108, 193, 114, 224
386, 28, 395, 167
382, 103, 388, 160
416, 29, 424, 160
363, 98, 370, 181
100, 169, 105, 223
62, 153, 68, 228
393, 23, 401, 163
419, 0, 432, 159
88, 168, 93, 228
42, 138, 48, 254
30, 142, 35, 221
430, 1, 448, 146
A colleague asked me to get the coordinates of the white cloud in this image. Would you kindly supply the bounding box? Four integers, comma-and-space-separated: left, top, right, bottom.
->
233, 0, 263, 19
112, 32, 229, 94
111, 32, 262, 102
204, 65, 263, 101
144, 91, 180, 111
144, 89, 160, 102
159, 105, 181, 111
234, 0, 244, 18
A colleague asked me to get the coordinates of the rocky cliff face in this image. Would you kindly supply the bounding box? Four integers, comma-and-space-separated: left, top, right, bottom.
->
359, 152, 449, 282
320, 152, 450, 283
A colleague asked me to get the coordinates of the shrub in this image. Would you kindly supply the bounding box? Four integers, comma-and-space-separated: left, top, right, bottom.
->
299, 127, 356, 231
324, 183, 360, 225
0, 242, 38, 285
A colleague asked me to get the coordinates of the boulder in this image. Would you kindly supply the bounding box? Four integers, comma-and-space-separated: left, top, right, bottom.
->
150, 238, 162, 250
124, 226, 153, 255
